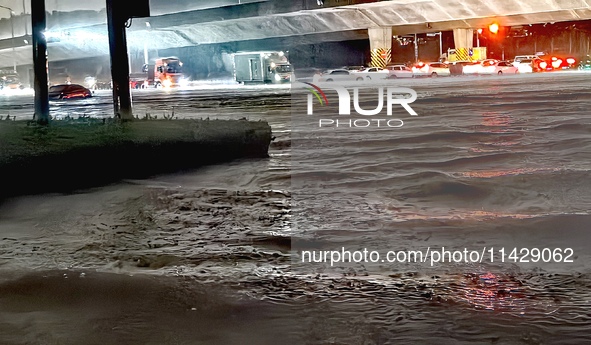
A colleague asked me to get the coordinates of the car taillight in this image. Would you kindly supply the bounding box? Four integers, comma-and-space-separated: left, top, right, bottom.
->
539, 61, 548, 69
551, 59, 562, 69
566, 58, 576, 65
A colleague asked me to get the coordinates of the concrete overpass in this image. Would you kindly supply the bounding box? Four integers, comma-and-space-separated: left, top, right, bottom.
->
1, 0, 590, 70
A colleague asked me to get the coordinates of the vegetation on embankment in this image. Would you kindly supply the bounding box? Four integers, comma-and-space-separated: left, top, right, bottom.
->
0, 118, 272, 198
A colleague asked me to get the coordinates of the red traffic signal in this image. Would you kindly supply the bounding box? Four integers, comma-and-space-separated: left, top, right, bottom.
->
489, 23, 499, 34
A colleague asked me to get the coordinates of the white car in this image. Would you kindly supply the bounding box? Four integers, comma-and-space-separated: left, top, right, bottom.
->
317, 69, 363, 82
350, 67, 390, 80
516, 58, 544, 73
340, 65, 365, 72
412, 62, 450, 77
479, 60, 519, 75
386, 65, 414, 78
461, 61, 482, 75
512, 55, 538, 67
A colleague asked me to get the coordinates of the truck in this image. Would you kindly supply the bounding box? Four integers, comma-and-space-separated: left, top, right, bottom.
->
130, 57, 187, 88
232, 51, 293, 84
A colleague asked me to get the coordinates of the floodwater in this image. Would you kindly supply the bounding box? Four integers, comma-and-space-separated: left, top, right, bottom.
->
1, 72, 591, 344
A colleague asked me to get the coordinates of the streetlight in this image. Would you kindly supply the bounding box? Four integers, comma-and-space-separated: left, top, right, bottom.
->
476, 28, 483, 47
439, 32, 442, 59
144, 21, 150, 64
427, 31, 443, 59
0, 5, 16, 72
22, 0, 26, 35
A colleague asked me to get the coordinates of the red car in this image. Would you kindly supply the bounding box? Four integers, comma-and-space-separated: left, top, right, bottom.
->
536, 55, 577, 71
549, 56, 577, 70
48, 84, 93, 99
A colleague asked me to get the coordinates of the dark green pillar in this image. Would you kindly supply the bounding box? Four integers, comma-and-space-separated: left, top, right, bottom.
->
106, 0, 133, 120
31, 0, 49, 124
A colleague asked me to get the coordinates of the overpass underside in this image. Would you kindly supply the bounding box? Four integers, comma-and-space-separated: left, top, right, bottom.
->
0, 0, 590, 67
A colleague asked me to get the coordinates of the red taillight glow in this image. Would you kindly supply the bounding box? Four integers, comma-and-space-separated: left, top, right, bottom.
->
551, 60, 562, 69
567, 58, 576, 64
539, 61, 547, 69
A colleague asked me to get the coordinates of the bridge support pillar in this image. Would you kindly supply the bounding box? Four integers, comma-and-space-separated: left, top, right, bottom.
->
453, 28, 474, 49
452, 28, 474, 61
368, 27, 392, 68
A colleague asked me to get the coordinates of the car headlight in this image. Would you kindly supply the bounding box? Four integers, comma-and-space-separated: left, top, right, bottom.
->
274, 74, 281, 81
163, 79, 172, 88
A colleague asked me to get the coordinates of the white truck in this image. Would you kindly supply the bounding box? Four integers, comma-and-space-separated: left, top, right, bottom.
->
232, 51, 293, 84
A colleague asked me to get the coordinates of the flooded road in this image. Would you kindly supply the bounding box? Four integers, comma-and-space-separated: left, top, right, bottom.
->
1, 72, 591, 344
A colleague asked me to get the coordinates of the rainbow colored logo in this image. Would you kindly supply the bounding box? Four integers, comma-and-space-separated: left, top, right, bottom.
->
302, 82, 329, 106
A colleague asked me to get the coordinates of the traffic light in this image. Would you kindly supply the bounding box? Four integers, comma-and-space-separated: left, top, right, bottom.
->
489, 23, 499, 34
110, 0, 150, 21
123, 0, 150, 19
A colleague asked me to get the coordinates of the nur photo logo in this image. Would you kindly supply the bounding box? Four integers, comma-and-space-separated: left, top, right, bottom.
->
300, 82, 419, 128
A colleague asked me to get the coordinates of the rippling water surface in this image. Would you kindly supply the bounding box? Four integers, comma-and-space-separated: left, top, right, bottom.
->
1, 73, 590, 344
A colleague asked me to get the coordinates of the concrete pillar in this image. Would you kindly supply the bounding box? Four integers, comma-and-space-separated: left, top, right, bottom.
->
453, 28, 473, 49
452, 28, 474, 61
368, 27, 392, 67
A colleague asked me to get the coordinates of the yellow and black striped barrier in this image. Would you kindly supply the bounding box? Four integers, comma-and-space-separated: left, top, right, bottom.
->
454, 48, 469, 61
370, 48, 391, 68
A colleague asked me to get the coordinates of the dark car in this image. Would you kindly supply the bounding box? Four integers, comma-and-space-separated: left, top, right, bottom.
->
0, 74, 24, 90
448, 61, 473, 76
579, 56, 591, 70
48, 84, 92, 99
